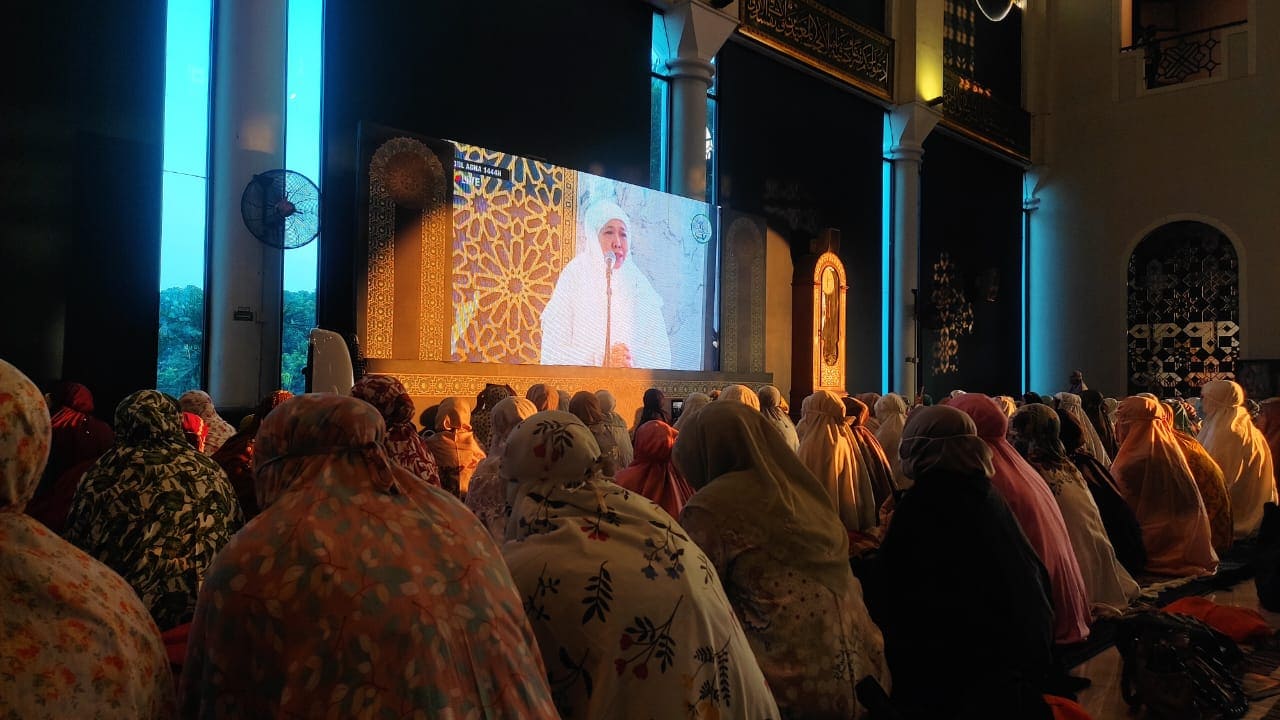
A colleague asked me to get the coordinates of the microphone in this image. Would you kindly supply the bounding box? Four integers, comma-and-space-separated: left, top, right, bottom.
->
604, 251, 617, 270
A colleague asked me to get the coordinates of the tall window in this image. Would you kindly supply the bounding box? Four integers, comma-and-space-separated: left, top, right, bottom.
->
157, 0, 214, 397
281, 0, 323, 394
650, 13, 671, 192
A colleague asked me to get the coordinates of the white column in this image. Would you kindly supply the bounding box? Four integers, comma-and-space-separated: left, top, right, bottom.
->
659, 0, 738, 199
885, 103, 939, 401
208, 0, 286, 408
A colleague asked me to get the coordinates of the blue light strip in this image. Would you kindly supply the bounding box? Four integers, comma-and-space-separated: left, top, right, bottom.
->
882, 158, 892, 394
1021, 206, 1030, 394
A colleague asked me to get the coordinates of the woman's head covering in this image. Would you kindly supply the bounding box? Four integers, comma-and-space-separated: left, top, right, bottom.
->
568, 390, 606, 426
501, 411, 602, 513
842, 396, 870, 426
419, 404, 440, 432
674, 392, 711, 430
210, 390, 294, 518
615, 420, 693, 519
525, 383, 560, 412
1113, 395, 1219, 574
584, 199, 631, 244
1, 360, 52, 511
464, 397, 538, 542
795, 390, 875, 531
38, 380, 114, 502
595, 389, 619, 414
351, 374, 441, 488
184, 393, 557, 717
178, 390, 237, 455
1, 360, 176, 717
556, 389, 572, 412
674, 400, 852, 589
1055, 392, 1111, 465
946, 392, 1093, 643
898, 405, 994, 482
1198, 379, 1276, 538
993, 395, 1018, 418
65, 389, 243, 630
1009, 403, 1070, 469
873, 393, 910, 488
424, 397, 486, 496
718, 384, 761, 411
757, 385, 787, 419
472, 383, 516, 450
182, 411, 209, 452
639, 387, 669, 425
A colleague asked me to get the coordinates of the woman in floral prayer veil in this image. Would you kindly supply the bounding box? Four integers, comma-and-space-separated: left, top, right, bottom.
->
351, 374, 441, 488
181, 393, 557, 718
466, 395, 537, 541
65, 389, 242, 631
502, 410, 779, 719
0, 359, 173, 719
674, 400, 890, 718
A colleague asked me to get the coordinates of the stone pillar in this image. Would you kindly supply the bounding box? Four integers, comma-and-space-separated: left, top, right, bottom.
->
207, 0, 286, 408
659, 1, 738, 199
884, 103, 940, 401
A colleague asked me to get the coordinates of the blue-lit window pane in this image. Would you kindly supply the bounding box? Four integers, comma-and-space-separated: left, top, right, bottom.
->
158, 0, 213, 397
281, 0, 323, 394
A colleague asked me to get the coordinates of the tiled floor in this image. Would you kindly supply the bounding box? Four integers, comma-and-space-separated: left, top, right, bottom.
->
1075, 581, 1280, 719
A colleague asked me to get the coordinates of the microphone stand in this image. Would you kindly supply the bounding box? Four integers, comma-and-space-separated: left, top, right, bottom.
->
604, 256, 614, 367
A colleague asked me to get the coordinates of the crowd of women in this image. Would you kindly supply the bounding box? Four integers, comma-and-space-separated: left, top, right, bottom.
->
4, 356, 1280, 719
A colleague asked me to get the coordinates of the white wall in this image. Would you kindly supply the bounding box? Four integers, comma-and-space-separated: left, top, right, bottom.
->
1029, 1, 1278, 396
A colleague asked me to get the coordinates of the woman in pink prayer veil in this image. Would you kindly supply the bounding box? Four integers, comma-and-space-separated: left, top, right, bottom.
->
947, 393, 1092, 644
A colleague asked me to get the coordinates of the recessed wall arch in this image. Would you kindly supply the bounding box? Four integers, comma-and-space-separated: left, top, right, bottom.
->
1126, 218, 1241, 396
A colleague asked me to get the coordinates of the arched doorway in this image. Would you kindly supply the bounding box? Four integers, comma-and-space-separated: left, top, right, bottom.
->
1127, 221, 1239, 396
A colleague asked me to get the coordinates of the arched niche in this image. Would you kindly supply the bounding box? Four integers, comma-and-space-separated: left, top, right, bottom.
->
790, 241, 848, 410
1127, 221, 1239, 396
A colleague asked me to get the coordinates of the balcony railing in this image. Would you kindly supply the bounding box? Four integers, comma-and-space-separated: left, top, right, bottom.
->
1121, 20, 1246, 89
737, 0, 894, 100
941, 69, 1031, 159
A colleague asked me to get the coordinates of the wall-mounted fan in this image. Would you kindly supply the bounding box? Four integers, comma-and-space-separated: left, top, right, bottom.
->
240, 169, 320, 249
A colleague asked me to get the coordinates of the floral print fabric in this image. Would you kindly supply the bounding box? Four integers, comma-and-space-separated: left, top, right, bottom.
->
351, 374, 441, 488
181, 393, 557, 719
467, 396, 537, 541
674, 401, 890, 719
0, 359, 174, 719
64, 389, 243, 631
502, 411, 779, 719
178, 390, 236, 456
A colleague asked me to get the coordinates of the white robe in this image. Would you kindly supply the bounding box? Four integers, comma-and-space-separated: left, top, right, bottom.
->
1199, 400, 1276, 538
539, 252, 672, 369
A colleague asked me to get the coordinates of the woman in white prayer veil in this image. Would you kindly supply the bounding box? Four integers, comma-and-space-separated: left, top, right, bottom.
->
539, 200, 672, 369
1056, 392, 1110, 465
875, 393, 910, 489
674, 392, 711, 430
1199, 379, 1277, 538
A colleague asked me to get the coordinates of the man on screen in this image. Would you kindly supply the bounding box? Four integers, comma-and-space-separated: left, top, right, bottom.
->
539, 199, 672, 369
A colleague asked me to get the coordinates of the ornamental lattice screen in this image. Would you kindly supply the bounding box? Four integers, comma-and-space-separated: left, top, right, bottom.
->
1126, 221, 1239, 396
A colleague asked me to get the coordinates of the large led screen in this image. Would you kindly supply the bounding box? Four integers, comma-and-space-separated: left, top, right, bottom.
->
450, 141, 712, 370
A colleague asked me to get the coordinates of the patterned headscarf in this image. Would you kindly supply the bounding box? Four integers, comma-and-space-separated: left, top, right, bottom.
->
0, 360, 175, 718
472, 383, 517, 451
65, 390, 243, 630
182, 393, 557, 718
425, 397, 486, 496
178, 390, 237, 455
500, 408, 779, 717
1008, 403, 1071, 471
1, 360, 52, 511
1056, 392, 1110, 465
351, 374, 440, 488
466, 397, 538, 541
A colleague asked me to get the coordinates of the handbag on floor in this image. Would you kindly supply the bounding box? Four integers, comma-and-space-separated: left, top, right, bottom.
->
1116, 610, 1248, 719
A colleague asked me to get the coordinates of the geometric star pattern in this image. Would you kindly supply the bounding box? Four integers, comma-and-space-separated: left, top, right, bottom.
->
1127, 221, 1239, 396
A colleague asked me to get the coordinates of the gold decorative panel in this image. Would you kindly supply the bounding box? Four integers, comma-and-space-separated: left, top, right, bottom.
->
811, 251, 847, 392
721, 213, 767, 374
450, 144, 577, 364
